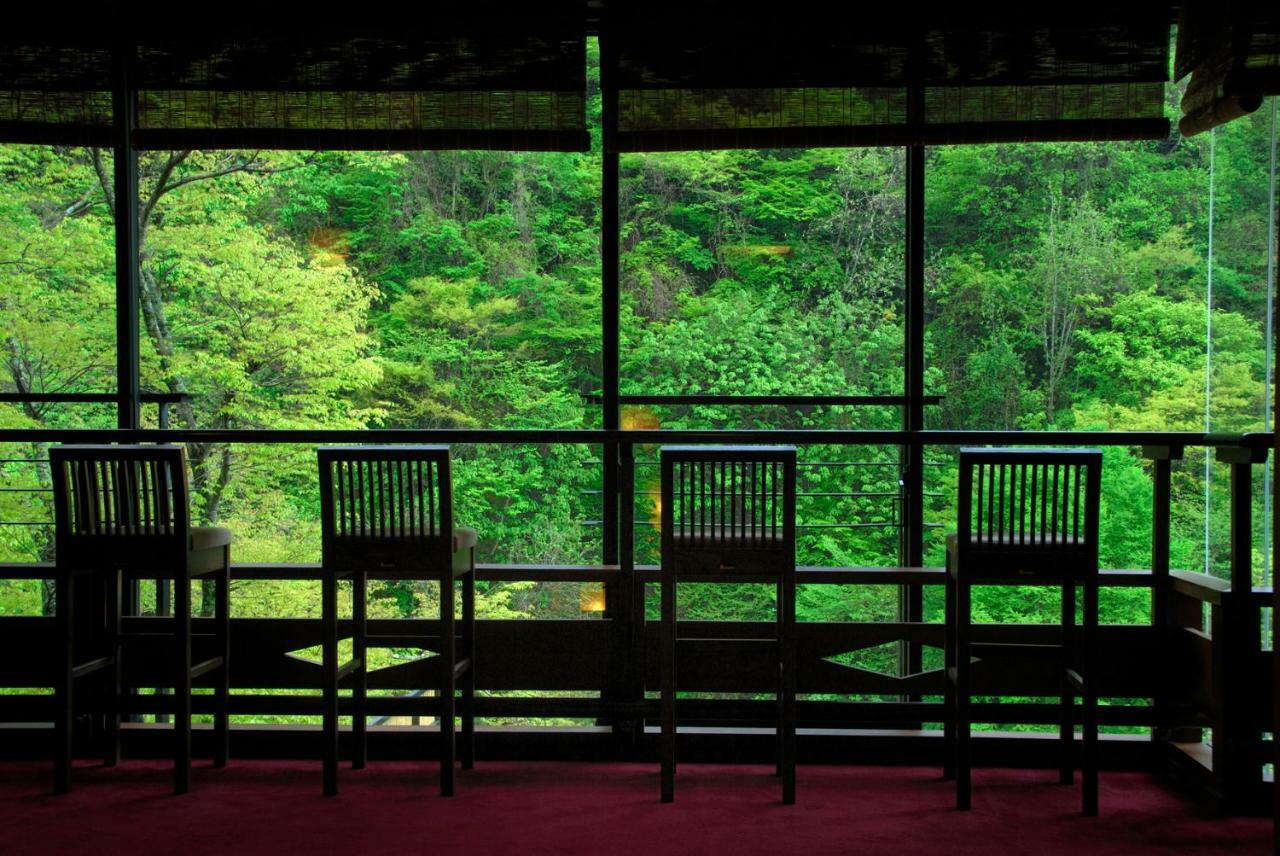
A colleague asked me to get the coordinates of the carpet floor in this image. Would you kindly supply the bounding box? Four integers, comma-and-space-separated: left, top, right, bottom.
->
0, 761, 1270, 855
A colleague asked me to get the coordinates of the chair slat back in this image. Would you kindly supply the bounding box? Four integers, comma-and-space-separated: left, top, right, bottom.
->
317, 446, 452, 546
49, 445, 189, 556
957, 448, 1101, 565
660, 445, 796, 576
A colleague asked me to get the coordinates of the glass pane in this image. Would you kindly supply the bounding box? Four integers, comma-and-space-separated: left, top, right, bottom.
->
0, 145, 117, 428
924, 102, 1278, 585
127, 44, 604, 644
0, 145, 115, 581
620, 147, 905, 400
619, 146, 907, 632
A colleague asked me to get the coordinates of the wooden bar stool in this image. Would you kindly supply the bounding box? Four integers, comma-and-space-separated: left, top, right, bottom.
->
659, 445, 797, 804
48, 444, 231, 795
944, 447, 1101, 815
317, 446, 476, 797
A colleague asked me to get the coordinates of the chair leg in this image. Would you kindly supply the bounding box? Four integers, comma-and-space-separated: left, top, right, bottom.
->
942, 562, 956, 781
956, 579, 972, 811
660, 570, 676, 803
781, 573, 797, 805
175, 576, 192, 795
322, 573, 339, 796
104, 570, 121, 769
1082, 580, 1099, 816
775, 578, 784, 778
440, 572, 457, 797
1060, 581, 1075, 785
156, 579, 171, 726
54, 572, 74, 795
353, 571, 367, 771
461, 555, 476, 771
214, 551, 230, 769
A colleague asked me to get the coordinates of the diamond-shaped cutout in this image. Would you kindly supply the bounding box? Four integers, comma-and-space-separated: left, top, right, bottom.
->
823, 643, 902, 678
365, 648, 437, 674
284, 640, 355, 666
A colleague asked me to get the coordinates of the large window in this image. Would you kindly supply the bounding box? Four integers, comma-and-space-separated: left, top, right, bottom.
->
119, 43, 605, 628
620, 147, 905, 403
917, 100, 1278, 672
0, 145, 115, 588
620, 146, 905, 551
620, 147, 905, 640
924, 105, 1277, 583
129, 148, 603, 570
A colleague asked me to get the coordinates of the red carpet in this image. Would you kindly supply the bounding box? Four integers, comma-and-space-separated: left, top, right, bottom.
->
1, 761, 1269, 855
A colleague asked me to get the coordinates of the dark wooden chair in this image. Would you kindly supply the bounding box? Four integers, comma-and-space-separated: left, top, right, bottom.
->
944, 447, 1102, 815
316, 445, 476, 797
48, 444, 231, 795
659, 445, 797, 804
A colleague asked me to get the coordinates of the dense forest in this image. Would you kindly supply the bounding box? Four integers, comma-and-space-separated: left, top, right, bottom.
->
0, 41, 1277, 688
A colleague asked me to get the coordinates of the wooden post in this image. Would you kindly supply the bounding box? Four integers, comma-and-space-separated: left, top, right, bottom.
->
599, 25, 631, 745
461, 554, 476, 771
600, 25, 620, 567
441, 562, 456, 797
112, 39, 140, 432
175, 573, 191, 795
1216, 445, 1267, 810
1273, 215, 1280, 851
659, 453, 675, 803
112, 37, 142, 732
899, 83, 926, 695
215, 550, 230, 768
104, 570, 121, 768
1144, 445, 1183, 744
54, 571, 74, 794
322, 574, 338, 796
352, 569, 367, 770
782, 454, 798, 805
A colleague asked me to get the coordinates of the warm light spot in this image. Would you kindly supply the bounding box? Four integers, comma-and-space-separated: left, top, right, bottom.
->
307, 226, 350, 266
648, 485, 662, 529
720, 244, 793, 256
579, 582, 607, 613
622, 406, 660, 430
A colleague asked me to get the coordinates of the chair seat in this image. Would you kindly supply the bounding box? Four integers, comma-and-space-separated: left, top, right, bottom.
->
189, 527, 232, 552
452, 527, 477, 553
331, 526, 476, 552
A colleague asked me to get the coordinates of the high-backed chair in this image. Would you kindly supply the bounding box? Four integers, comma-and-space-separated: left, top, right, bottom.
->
658, 445, 797, 804
48, 444, 231, 795
316, 446, 476, 797
945, 447, 1102, 815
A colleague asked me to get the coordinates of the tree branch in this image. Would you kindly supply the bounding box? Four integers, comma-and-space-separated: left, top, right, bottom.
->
57, 182, 106, 224
138, 150, 190, 241
90, 148, 115, 219
158, 152, 317, 198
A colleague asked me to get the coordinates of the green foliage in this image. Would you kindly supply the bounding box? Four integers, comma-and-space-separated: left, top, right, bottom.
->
0, 74, 1276, 731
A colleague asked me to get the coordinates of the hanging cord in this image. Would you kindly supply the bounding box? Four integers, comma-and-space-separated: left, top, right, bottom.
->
1205, 128, 1215, 575
1265, 97, 1278, 643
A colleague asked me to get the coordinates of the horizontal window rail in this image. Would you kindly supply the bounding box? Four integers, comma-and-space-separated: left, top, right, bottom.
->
584, 394, 945, 406
0, 427, 1269, 446
0, 561, 1187, 586
0, 392, 188, 404
0, 391, 191, 429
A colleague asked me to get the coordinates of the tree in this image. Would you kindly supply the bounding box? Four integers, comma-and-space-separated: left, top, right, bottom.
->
1033, 193, 1121, 426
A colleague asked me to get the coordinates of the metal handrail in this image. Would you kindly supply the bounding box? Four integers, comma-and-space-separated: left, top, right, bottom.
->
585, 394, 944, 406
0, 392, 188, 403
0, 427, 1269, 448
0, 391, 191, 429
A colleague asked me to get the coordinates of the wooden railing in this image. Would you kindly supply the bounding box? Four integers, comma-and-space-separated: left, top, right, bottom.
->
0, 427, 1272, 812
